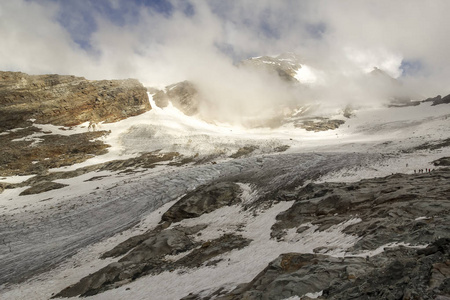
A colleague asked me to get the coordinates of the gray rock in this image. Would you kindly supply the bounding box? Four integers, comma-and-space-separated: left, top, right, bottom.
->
272, 168, 450, 252
422, 93, 450, 106
55, 231, 250, 298
152, 81, 199, 115
54, 227, 195, 298
433, 157, 450, 166
19, 181, 68, 196
211, 239, 450, 300
161, 182, 242, 224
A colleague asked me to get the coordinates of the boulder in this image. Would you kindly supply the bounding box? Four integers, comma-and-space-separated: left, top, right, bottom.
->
161, 182, 242, 224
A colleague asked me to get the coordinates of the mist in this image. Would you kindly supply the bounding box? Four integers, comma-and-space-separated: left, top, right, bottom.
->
1, 0, 449, 125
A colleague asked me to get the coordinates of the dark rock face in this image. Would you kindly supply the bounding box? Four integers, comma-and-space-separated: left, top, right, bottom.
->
54, 227, 196, 298
161, 182, 242, 224
423, 94, 450, 106
55, 227, 250, 298
213, 239, 450, 300
272, 169, 450, 252
152, 81, 199, 116
0, 71, 150, 130
433, 157, 450, 166
54, 181, 250, 298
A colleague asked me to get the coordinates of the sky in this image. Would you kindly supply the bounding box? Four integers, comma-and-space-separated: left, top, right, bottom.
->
0, 0, 449, 123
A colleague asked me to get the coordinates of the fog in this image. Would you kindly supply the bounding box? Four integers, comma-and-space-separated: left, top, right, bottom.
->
1, 0, 449, 125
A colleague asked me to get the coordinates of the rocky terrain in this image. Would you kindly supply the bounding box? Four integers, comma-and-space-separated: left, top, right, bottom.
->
213, 239, 450, 300
423, 94, 450, 106
295, 118, 345, 132
50, 166, 450, 299
151, 81, 200, 116
0, 126, 110, 177
0, 71, 151, 177
0, 71, 150, 129
0, 67, 450, 300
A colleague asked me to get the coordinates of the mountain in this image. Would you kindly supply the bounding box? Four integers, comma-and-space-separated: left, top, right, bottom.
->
0, 71, 150, 177
0, 71, 150, 130
0, 69, 450, 300
239, 52, 303, 82
151, 80, 200, 116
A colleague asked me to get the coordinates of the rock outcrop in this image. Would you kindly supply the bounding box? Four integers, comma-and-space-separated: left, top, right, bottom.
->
54, 226, 250, 298
295, 118, 345, 132
151, 81, 199, 116
211, 239, 450, 300
0, 71, 150, 130
0, 127, 109, 176
434, 157, 450, 166
2, 151, 181, 193
240, 53, 302, 82
423, 94, 450, 106
273, 168, 450, 252
161, 182, 242, 224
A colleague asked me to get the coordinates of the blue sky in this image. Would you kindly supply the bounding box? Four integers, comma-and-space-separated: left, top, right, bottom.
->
43, 0, 176, 50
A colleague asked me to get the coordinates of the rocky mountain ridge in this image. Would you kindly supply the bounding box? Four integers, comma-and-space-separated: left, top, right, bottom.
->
0, 71, 150, 130
0, 71, 151, 177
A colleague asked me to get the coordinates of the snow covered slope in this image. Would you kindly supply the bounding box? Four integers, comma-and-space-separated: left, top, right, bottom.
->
1, 91, 450, 300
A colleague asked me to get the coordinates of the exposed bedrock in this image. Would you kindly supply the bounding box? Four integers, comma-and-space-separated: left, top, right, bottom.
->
151, 80, 199, 116
54, 228, 250, 298
161, 182, 242, 224
0, 127, 110, 176
272, 168, 450, 252
209, 239, 450, 300
0, 71, 150, 130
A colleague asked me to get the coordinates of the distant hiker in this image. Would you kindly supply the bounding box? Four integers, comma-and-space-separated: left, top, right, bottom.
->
406, 163, 408, 167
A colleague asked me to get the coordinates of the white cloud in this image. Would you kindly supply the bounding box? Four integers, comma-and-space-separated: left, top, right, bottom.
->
1, 0, 449, 124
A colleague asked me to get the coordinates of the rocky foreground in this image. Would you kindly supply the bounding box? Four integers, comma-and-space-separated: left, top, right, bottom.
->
54, 166, 450, 299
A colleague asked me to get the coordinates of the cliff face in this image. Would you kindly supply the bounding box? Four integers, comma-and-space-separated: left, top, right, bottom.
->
152, 80, 199, 116
0, 71, 150, 130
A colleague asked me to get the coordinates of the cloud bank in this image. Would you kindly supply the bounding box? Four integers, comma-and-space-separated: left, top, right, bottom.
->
1, 0, 449, 124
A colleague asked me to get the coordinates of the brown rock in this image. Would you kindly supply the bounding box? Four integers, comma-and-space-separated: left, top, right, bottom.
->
19, 181, 68, 196
0, 71, 150, 130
